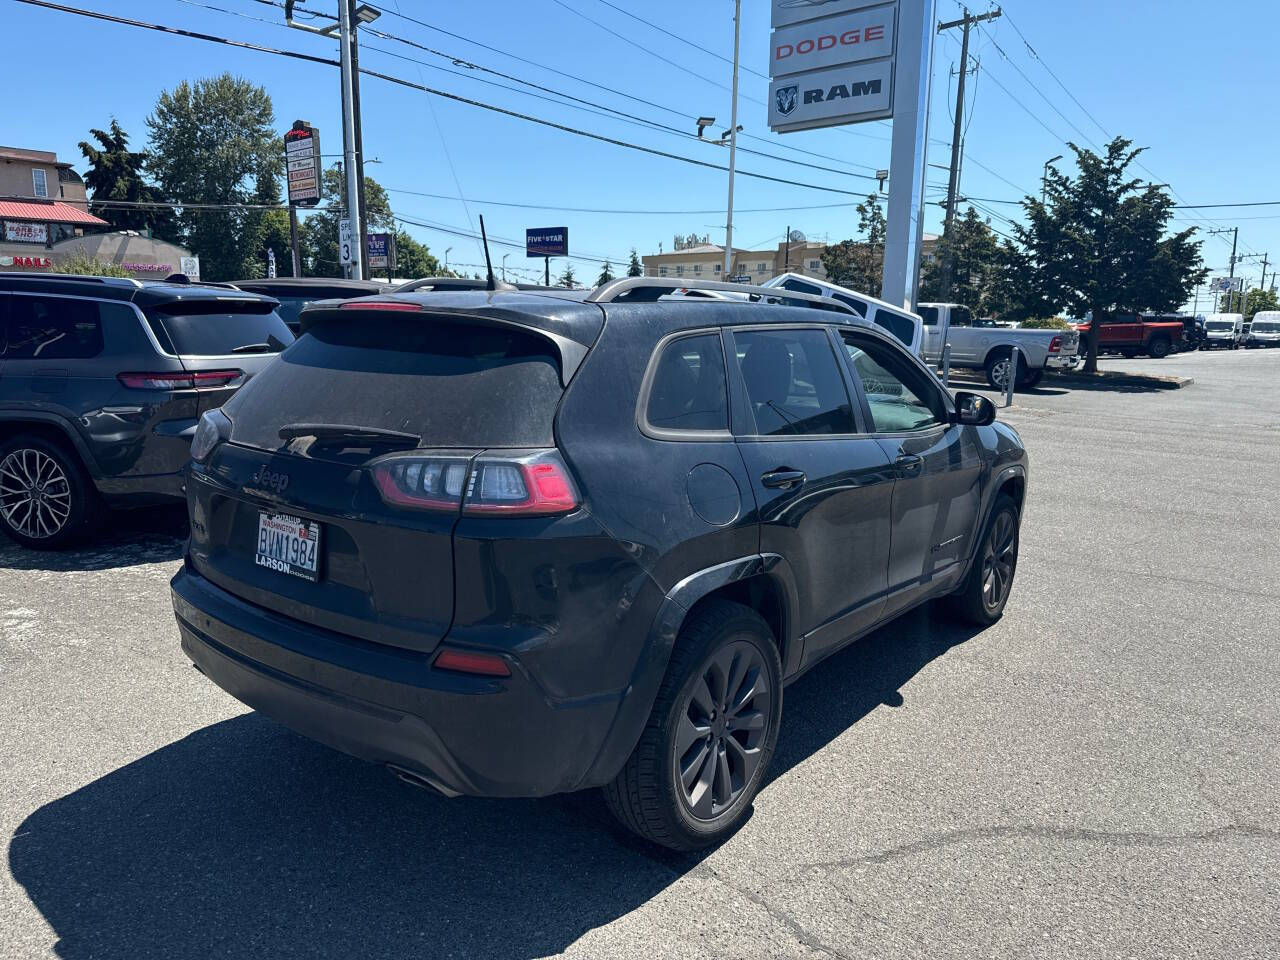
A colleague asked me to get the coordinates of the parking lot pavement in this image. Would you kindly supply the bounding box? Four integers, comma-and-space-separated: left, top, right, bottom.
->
2, 350, 1278, 960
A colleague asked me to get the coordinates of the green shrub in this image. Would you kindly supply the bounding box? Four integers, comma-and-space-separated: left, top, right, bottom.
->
56, 248, 134, 278
1019, 316, 1073, 330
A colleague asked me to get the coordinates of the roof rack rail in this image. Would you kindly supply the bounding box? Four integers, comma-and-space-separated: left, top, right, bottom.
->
586, 277, 856, 315
0, 271, 142, 288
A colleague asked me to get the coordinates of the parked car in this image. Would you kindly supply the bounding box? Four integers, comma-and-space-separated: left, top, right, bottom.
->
1203, 313, 1244, 349
1245, 311, 1280, 348
230, 277, 391, 334
1072, 312, 1184, 359
172, 276, 1028, 850
1176, 314, 1207, 351
0, 272, 292, 548
761, 273, 924, 355
917, 303, 1078, 390
393, 277, 553, 294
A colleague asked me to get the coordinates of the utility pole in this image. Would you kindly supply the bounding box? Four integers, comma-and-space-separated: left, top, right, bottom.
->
937, 7, 1000, 233
723, 0, 741, 278
336, 1, 362, 280
347, 0, 372, 281
1209, 227, 1239, 311
289, 205, 301, 277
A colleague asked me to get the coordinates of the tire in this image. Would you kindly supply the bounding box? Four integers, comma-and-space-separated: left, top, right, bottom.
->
603, 600, 783, 851
1149, 337, 1171, 359
0, 434, 101, 549
944, 494, 1021, 627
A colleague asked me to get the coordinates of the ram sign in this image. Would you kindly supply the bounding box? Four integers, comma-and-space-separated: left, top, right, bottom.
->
768, 0, 898, 133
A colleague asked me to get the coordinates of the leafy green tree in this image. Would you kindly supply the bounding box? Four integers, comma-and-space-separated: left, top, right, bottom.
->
300, 167, 394, 277
1241, 286, 1279, 320
78, 119, 175, 239
596, 260, 615, 286
146, 75, 282, 280
557, 263, 577, 288
820, 194, 885, 293
1010, 137, 1207, 372
242, 168, 293, 279
627, 248, 643, 277
920, 207, 1003, 312
392, 229, 441, 279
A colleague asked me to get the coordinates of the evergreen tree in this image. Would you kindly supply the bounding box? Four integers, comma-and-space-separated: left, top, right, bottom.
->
596, 260, 615, 286
819, 194, 886, 293
557, 263, 577, 288
627, 248, 644, 277
78, 119, 174, 238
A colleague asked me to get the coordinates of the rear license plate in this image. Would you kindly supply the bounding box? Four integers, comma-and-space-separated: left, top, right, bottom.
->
255, 512, 321, 582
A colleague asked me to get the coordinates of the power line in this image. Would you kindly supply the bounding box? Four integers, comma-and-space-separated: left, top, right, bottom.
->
18, 0, 875, 200
586, 0, 769, 80
383, 187, 861, 216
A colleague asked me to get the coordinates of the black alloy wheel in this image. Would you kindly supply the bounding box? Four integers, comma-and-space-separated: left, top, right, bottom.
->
945, 494, 1020, 626
604, 600, 782, 851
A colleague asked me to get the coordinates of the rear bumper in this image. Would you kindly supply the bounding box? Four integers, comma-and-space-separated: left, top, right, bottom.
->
1045, 354, 1076, 370
170, 565, 624, 798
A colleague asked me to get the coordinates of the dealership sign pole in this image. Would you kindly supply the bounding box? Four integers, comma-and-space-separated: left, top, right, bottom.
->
768, 0, 935, 309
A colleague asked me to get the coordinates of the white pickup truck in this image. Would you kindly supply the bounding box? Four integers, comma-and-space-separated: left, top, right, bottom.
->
918, 303, 1079, 390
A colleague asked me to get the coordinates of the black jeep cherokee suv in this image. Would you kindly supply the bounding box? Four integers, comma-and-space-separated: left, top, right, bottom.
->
0, 273, 292, 548
171, 279, 1027, 849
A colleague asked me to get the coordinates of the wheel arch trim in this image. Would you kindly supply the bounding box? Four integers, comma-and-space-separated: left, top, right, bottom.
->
0, 412, 101, 478
573, 553, 799, 790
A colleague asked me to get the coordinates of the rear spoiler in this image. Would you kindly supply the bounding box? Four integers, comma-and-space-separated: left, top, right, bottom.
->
300, 300, 590, 388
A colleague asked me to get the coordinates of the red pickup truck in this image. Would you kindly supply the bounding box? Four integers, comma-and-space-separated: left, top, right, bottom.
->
1073, 313, 1184, 359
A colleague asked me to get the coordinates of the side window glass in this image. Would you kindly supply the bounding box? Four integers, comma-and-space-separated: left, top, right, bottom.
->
871, 309, 917, 347
951, 306, 973, 327
832, 293, 868, 317
644, 332, 729, 433
5, 297, 104, 360
732, 328, 855, 436
780, 277, 821, 296
840, 333, 945, 433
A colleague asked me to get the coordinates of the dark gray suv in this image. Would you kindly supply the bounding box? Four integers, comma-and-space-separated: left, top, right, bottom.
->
0, 273, 292, 548
172, 277, 1027, 850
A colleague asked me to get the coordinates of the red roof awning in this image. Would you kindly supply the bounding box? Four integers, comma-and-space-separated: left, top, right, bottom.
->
0, 199, 108, 226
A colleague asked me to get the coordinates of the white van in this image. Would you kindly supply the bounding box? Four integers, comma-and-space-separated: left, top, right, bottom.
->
760, 273, 924, 356
1203, 313, 1244, 350
1246, 311, 1280, 348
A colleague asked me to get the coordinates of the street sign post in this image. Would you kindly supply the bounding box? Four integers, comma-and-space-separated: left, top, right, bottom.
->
338, 219, 353, 266
283, 121, 322, 207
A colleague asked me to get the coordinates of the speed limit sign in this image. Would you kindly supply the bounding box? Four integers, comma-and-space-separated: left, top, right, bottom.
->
338, 218, 353, 265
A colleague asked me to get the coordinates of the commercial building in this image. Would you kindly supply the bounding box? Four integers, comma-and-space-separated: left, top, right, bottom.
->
641, 233, 938, 289
0, 144, 193, 278
1, 145, 107, 270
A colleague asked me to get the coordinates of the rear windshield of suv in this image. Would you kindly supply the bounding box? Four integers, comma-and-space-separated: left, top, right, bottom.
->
145, 303, 294, 356
225, 314, 564, 453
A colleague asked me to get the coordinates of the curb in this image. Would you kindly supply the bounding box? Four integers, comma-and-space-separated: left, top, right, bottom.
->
1048, 371, 1194, 389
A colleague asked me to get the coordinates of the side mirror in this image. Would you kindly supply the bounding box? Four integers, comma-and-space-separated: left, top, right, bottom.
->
954, 391, 996, 427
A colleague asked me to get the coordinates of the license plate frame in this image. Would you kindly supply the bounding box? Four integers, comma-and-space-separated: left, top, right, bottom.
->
255, 511, 322, 582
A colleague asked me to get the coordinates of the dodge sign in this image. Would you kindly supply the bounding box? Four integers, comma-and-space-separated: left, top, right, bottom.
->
768, 0, 898, 134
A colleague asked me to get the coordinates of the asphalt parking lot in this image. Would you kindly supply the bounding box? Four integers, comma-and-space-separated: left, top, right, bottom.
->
2, 348, 1277, 959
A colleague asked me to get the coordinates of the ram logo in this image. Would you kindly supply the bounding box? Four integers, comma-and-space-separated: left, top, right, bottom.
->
775, 84, 799, 117
804, 79, 882, 104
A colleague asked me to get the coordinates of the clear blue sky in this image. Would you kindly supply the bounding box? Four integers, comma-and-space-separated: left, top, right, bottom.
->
6, 0, 1279, 300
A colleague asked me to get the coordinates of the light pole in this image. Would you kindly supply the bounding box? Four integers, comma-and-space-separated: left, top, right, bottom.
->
502, 253, 510, 283
1042, 155, 1062, 205
444, 247, 452, 275
723, 0, 741, 279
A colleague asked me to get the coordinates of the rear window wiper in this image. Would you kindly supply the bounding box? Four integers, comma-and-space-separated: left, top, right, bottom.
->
231, 333, 288, 354
278, 423, 421, 449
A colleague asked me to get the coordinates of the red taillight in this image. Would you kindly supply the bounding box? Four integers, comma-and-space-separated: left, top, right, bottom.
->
371, 456, 470, 512
433, 648, 511, 677
463, 457, 579, 516
1048, 336, 1063, 353
118, 370, 242, 390
340, 300, 420, 311
371, 449, 580, 517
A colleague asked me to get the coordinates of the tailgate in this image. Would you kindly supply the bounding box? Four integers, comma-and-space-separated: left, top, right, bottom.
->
189, 441, 469, 652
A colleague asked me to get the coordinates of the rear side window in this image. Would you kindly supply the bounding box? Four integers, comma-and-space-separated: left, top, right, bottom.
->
147, 304, 294, 356
644, 333, 728, 433
919, 306, 939, 327
832, 293, 868, 317
4, 295, 105, 359
779, 277, 821, 296
871, 309, 917, 347
731, 328, 855, 436
227, 315, 564, 453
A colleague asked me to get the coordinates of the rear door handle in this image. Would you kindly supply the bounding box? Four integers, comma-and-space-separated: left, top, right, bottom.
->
895, 454, 924, 478
761, 469, 805, 490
